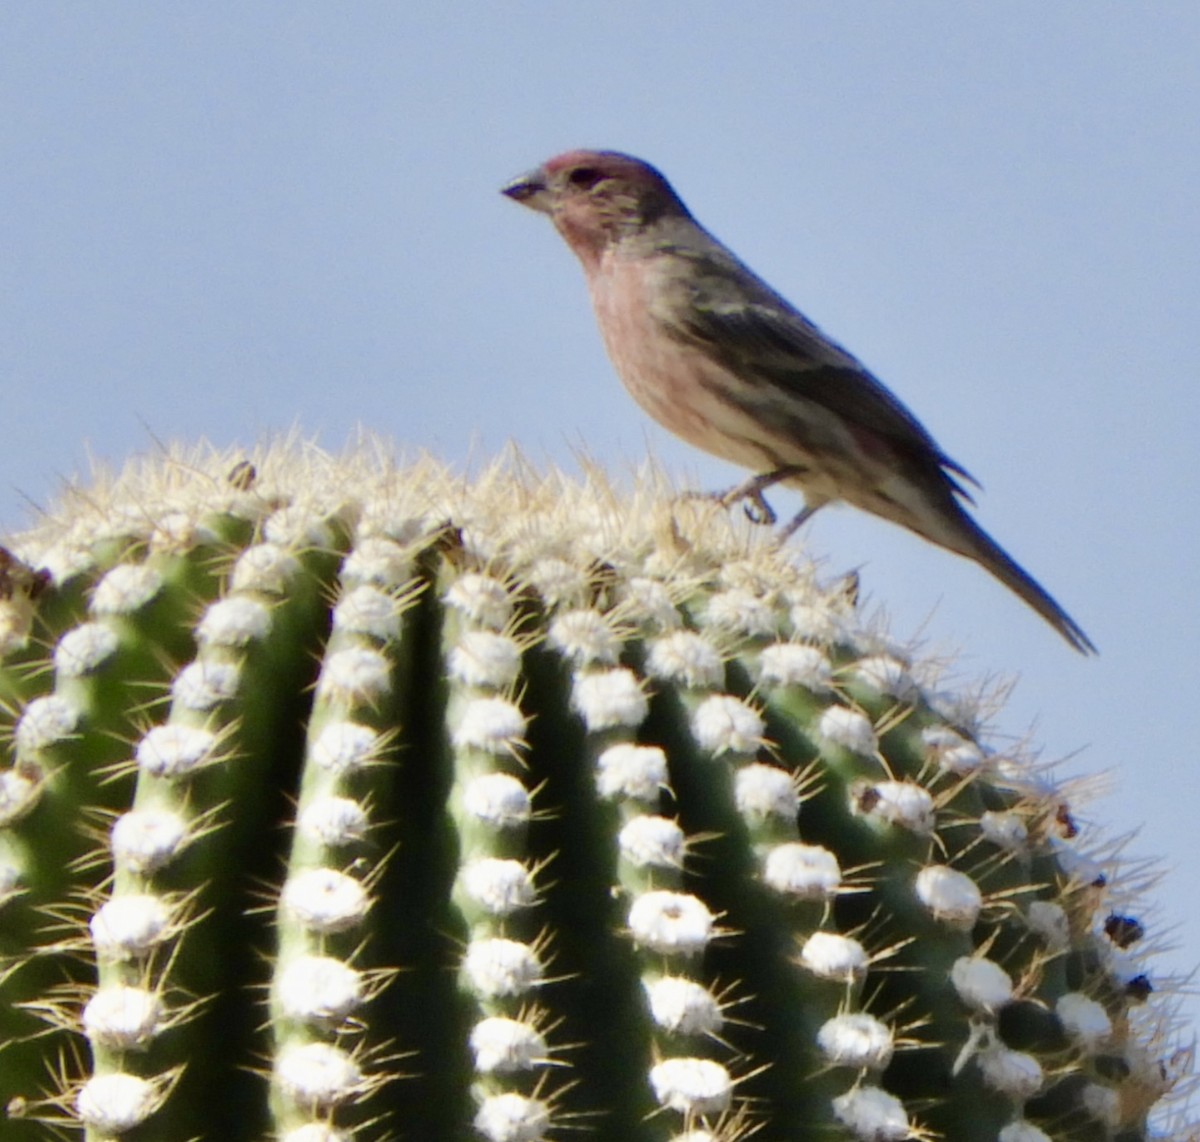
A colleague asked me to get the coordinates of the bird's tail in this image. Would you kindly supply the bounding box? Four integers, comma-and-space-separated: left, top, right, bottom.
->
951, 513, 1097, 655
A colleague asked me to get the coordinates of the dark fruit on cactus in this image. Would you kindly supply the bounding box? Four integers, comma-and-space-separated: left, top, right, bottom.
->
0, 443, 1190, 1142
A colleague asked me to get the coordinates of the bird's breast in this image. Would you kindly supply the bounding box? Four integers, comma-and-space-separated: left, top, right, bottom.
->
587, 255, 784, 470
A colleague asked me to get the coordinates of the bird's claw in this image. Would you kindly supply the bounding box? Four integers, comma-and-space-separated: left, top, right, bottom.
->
718, 466, 808, 529
738, 489, 777, 526
679, 466, 817, 535
678, 483, 779, 527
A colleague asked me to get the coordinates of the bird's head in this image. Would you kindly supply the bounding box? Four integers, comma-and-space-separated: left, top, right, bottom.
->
502, 150, 689, 264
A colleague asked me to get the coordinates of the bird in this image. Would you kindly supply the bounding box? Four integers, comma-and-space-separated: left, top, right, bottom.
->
501, 150, 1095, 654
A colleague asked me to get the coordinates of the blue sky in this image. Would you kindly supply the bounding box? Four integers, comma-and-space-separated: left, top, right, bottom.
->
4, 1, 1199, 1062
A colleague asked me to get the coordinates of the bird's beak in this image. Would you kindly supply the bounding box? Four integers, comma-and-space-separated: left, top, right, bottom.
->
501, 167, 552, 214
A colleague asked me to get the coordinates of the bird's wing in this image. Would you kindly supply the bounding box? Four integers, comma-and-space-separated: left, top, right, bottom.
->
657, 244, 979, 498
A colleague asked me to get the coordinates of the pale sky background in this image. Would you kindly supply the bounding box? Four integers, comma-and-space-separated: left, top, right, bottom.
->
4, 1, 1199, 1074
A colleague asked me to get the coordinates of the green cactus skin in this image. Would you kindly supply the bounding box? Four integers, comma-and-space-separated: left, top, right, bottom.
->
0, 442, 1191, 1142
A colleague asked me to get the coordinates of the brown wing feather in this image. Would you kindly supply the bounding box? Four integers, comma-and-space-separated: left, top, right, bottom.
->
656, 242, 979, 501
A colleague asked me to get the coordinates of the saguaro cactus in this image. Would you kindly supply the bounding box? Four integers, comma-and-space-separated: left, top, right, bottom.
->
0, 441, 1190, 1141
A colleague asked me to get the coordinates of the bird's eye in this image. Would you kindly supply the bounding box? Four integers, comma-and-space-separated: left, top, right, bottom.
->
567, 167, 604, 190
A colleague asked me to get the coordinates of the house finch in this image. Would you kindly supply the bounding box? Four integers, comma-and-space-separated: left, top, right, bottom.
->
502, 150, 1095, 654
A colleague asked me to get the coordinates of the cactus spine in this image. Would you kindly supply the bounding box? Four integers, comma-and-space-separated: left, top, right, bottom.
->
0, 442, 1190, 1141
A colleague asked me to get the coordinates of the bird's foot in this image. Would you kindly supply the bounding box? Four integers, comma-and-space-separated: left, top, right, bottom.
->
737, 487, 777, 526
679, 467, 819, 533
717, 467, 808, 527
679, 475, 779, 525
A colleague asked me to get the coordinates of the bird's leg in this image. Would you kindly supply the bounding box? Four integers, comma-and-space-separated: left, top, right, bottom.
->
777, 501, 825, 541
717, 466, 808, 527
